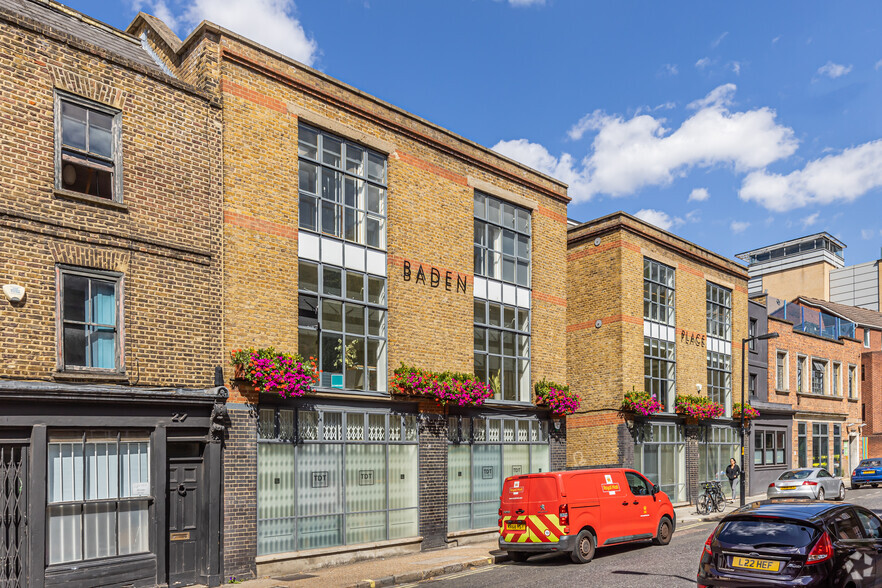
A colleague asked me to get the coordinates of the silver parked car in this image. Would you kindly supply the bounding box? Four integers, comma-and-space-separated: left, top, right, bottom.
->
766, 468, 846, 501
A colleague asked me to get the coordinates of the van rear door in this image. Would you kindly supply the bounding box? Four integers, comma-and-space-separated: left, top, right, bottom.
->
500, 475, 563, 544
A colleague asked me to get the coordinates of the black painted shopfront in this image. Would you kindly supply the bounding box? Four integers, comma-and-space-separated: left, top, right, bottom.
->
0, 381, 225, 588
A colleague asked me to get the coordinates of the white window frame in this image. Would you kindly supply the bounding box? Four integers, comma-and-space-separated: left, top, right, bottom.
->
776, 350, 789, 391
833, 362, 841, 396
864, 328, 871, 348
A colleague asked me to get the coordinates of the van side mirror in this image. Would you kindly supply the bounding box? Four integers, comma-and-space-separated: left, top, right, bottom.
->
651, 484, 660, 495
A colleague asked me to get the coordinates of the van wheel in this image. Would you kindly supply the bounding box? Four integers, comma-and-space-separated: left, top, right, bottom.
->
653, 517, 673, 546
508, 551, 531, 563
569, 530, 595, 564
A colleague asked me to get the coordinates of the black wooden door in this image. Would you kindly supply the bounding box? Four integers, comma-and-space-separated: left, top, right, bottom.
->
168, 454, 202, 587
0, 444, 26, 588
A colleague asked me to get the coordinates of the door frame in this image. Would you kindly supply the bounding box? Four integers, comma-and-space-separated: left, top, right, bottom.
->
167, 441, 207, 588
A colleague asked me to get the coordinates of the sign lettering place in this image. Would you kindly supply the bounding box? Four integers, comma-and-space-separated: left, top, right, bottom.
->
403, 260, 467, 293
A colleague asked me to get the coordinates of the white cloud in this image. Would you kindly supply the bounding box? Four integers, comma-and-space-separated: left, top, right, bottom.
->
506, 0, 546, 5
688, 187, 710, 202
861, 229, 876, 240
711, 32, 729, 48
772, 35, 781, 44
800, 212, 820, 229
817, 61, 853, 79
496, 84, 798, 202
729, 61, 741, 75
739, 140, 882, 212
876, 59, 882, 71
633, 209, 684, 231
730, 220, 750, 234
157, 0, 321, 66
695, 57, 712, 69
662, 63, 679, 76
685, 209, 701, 223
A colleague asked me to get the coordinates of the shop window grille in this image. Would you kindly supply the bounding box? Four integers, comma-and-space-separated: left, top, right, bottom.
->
0, 445, 27, 588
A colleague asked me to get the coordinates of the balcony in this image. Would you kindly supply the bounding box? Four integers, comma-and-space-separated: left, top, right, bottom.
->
768, 300, 856, 341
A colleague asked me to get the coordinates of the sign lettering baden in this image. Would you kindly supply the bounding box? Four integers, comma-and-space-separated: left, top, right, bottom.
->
403, 260, 467, 293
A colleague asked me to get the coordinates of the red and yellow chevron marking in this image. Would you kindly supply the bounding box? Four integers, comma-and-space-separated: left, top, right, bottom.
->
499, 514, 565, 543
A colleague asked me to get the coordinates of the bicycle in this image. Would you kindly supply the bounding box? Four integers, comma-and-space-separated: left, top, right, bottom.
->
696, 480, 727, 515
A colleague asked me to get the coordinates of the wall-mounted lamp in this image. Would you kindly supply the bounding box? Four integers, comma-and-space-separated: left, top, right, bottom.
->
2, 284, 25, 303
695, 383, 702, 392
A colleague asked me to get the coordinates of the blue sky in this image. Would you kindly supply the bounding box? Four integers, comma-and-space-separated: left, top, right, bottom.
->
67, 0, 882, 265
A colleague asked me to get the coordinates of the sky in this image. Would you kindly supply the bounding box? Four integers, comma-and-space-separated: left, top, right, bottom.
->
66, 0, 882, 265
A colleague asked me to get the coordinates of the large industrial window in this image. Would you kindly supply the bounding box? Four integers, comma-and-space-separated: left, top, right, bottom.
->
706, 282, 732, 340
298, 260, 387, 392
47, 431, 150, 564
257, 407, 418, 555
645, 337, 676, 412
474, 192, 531, 287
474, 299, 530, 402
699, 426, 739, 484
298, 124, 387, 249
55, 92, 122, 201
707, 350, 732, 414
643, 259, 675, 326
58, 267, 121, 371
447, 416, 549, 532
633, 423, 686, 503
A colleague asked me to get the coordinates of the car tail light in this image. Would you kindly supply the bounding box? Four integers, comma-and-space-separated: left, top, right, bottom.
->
559, 503, 569, 525
853, 470, 859, 477
807, 532, 833, 564
769, 482, 775, 488
802, 481, 818, 486
703, 530, 714, 555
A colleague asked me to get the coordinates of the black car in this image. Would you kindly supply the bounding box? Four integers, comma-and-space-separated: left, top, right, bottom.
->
697, 499, 882, 587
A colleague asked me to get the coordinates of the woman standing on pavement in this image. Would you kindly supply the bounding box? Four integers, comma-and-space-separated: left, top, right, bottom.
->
726, 457, 741, 501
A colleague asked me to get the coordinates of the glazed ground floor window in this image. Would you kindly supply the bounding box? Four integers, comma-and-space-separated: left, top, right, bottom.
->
633, 423, 686, 503
812, 423, 829, 469
257, 407, 418, 556
46, 431, 150, 565
754, 428, 787, 465
699, 426, 739, 483
447, 417, 550, 532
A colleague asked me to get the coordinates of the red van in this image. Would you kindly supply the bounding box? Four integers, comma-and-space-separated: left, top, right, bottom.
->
498, 468, 675, 563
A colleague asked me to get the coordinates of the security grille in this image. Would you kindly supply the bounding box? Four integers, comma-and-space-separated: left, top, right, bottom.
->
0, 445, 26, 588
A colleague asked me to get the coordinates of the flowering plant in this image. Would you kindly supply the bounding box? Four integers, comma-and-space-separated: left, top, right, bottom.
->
732, 402, 760, 419
534, 379, 580, 416
392, 364, 493, 407
230, 347, 318, 399
675, 394, 724, 419
621, 388, 663, 417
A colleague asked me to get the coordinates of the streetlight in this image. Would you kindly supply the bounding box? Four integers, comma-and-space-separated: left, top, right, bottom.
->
740, 331, 779, 506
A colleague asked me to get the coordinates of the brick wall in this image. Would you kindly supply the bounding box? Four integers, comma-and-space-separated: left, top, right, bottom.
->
0, 9, 221, 387
223, 405, 258, 580
862, 351, 882, 456
418, 402, 448, 550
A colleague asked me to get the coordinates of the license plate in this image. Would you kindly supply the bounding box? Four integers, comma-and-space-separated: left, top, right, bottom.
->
863, 470, 875, 475
732, 556, 781, 572
505, 521, 526, 531
780, 486, 798, 490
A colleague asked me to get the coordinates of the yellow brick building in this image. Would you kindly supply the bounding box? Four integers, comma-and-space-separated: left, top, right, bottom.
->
567, 212, 748, 504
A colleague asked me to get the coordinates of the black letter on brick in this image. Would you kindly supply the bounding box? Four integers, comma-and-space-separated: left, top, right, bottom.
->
457, 274, 467, 293
431, 267, 440, 288
445, 270, 452, 291
404, 260, 411, 281
416, 265, 426, 285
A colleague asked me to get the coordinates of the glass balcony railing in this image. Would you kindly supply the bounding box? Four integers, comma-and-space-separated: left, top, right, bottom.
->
768, 300, 856, 340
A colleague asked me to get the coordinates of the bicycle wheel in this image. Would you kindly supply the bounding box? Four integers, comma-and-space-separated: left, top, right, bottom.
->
697, 493, 710, 515
714, 491, 727, 512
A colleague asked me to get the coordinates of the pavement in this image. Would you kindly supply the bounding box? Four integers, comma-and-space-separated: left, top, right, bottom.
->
223, 492, 766, 588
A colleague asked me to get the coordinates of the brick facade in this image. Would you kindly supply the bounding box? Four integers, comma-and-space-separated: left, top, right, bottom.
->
863, 351, 882, 457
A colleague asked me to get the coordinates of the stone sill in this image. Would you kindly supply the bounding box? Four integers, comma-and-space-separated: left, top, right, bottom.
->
255, 535, 423, 565
54, 188, 128, 211
774, 389, 790, 395
796, 392, 845, 402
848, 398, 859, 403
53, 370, 129, 384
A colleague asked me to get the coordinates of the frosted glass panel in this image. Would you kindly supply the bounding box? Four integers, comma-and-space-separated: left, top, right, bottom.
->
86, 442, 118, 500
297, 444, 342, 517
530, 445, 550, 473
84, 502, 115, 559
258, 444, 296, 555
298, 515, 342, 551
388, 445, 417, 510
503, 445, 529, 479
473, 500, 498, 529
48, 504, 82, 564
345, 445, 386, 513
120, 442, 149, 498
389, 508, 418, 540
118, 501, 148, 555
447, 503, 471, 533
447, 445, 470, 505
472, 445, 501, 502
346, 510, 386, 544
48, 442, 84, 502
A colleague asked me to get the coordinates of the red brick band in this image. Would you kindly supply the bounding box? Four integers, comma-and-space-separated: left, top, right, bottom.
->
533, 290, 566, 307
224, 211, 298, 241
221, 79, 288, 115
537, 205, 567, 225
392, 150, 469, 186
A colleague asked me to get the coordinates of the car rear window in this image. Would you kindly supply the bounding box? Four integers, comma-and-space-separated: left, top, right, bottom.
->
859, 460, 882, 468
717, 520, 818, 548
779, 470, 813, 480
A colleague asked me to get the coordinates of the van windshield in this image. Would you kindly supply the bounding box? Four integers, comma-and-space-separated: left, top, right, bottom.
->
779, 470, 813, 480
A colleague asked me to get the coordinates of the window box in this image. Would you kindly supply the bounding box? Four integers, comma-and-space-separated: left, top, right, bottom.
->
230, 347, 318, 398
534, 378, 580, 416
391, 364, 492, 407
732, 402, 760, 420
620, 388, 662, 418
675, 394, 724, 420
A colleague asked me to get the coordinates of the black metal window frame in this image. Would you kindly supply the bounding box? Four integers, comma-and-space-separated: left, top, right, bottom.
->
56, 266, 124, 373
298, 259, 387, 393
645, 337, 676, 412
812, 423, 829, 469
753, 428, 787, 466
54, 91, 123, 202
473, 299, 531, 403
297, 123, 387, 250
633, 422, 686, 502
748, 374, 756, 396
257, 405, 419, 554
473, 192, 531, 287
706, 282, 732, 340
45, 430, 152, 566
748, 319, 757, 351
707, 349, 732, 415
643, 258, 675, 326
797, 422, 807, 468
833, 424, 842, 477
699, 425, 739, 482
